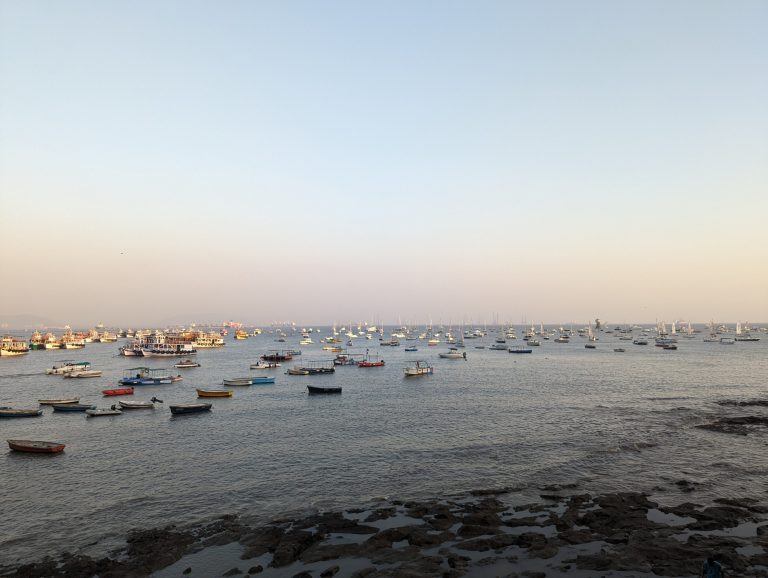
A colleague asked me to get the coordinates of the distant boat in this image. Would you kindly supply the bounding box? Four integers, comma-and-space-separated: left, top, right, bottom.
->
119, 399, 160, 409
174, 359, 200, 368
404, 346, 418, 352
197, 389, 233, 398
663, 344, 678, 350
585, 344, 597, 349
404, 360, 433, 377
307, 385, 342, 395
7, 440, 65, 453
0, 408, 43, 418
52, 403, 96, 412
102, 387, 134, 397
489, 343, 507, 350
170, 403, 212, 415
286, 368, 310, 375
614, 348, 626, 353
86, 408, 123, 417
508, 346, 532, 354
720, 337, 735, 345
439, 348, 466, 359
38, 398, 79, 405
250, 361, 281, 370
223, 376, 275, 385
46, 361, 90, 375
632, 339, 649, 345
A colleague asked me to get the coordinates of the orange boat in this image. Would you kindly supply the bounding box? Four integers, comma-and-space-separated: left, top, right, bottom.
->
102, 387, 134, 397
7, 440, 65, 453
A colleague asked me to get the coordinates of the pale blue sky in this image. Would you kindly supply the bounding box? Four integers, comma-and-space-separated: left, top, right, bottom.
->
1, 1, 766, 326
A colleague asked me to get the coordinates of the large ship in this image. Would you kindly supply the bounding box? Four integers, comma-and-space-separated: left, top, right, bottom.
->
1, 336, 29, 356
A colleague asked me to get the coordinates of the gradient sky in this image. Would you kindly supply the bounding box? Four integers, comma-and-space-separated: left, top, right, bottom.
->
1, 0, 766, 327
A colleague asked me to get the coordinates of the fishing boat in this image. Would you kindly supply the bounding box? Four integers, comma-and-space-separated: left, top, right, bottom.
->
1, 336, 30, 356
508, 346, 532, 354
333, 353, 360, 366
174, 359, 200, 368
38, 398, 79, 405
64, 370, 103, 378
439, 348, 466, 359
170, 403, 212, 415
0, 408, 43, 418
404, 360, 433, 377
86, 408, 123, 417
7, 440, 65, 453
119, 399, 160, 409
358, 351, 384, 367
307, 385, 342, 394
103, 387, 134, 396
295, 360, 336, 374
119, 367, 173, 386
250, 361, 281, 370
197, 389, 233, 398
29, 331, 46, 350
51, 403, 96, 412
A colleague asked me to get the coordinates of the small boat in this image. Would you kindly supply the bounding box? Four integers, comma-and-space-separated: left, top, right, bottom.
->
174, 359, 200, 368
508, 346, 532, 354
222, 376, 275, 385
170, 403, 212, 415
404, 346, 418, 352
197, 389, 233, 398
86, 408, 123, 417
404, 360, 433, 377
46, 361, 90, 375
0, 408, 43, 418
119, 367, 174, 386
52, 403, 96, 412
64, 370, 103, 378
613, 348, 626, 353
119, 398, 161, 409
7, 439, 65, 453
170, 375, 183, 383
38, 398, 79, 405
489, 343, 508, 350
307, 385, 342, 395
584, 344, 597, 349
358, 359, 385, 367
102, 387, 134, 396
286, 368, 310, 375
633, 339, 649, 345
250, 361, 281, 370
663, 344, 678, 350
439, 348, 466, 359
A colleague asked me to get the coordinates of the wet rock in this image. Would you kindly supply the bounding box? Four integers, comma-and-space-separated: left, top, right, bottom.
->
247, 566, 263, 574
240, 526, 285, 559
455, 533, 524, 552
270, 530, 319, 567
222, 568, 242, 576
577, 492, 659, 535
299, 511, 378, 535
470, 486, 517, 496
291, 572, 312, 578
505, 516, 543, 528
320, 565, 340, 577
407, 528, 454, 547
350, 567, 377, 578
183, 568, 192, 575
457, 524, 501, 538
558, 528, 596, 544
300, 542, 362, 563
674, 479, 700, 493
714, 497, 768, 514
363, 506, 396, 522
686, 505, 755, 530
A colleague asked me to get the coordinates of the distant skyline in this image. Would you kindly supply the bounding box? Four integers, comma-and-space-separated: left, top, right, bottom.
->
1, 1, 766, 327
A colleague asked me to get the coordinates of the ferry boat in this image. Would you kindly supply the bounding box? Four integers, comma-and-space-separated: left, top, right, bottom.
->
60, 330, 86, 349
29, 331, 46, 350
0, 336, 29, 356
141, 343, 197, 357
192, 332, 225, 348
234, 329, 249, 340
43, 332, 61, 349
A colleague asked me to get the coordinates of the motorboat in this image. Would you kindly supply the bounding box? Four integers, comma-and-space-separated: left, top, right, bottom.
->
222, 376, 275, 385
64, 370, 103, 378
508, 346, 532, 354
46, 361, 90, 375
119, 398, 161, 409
404, 360, 433, 377
119, 367, 173, 386
86, 408, 123, 417
170, 403, 212, 415
102, 387, 134, 396
439, 348, 466, 359
250, 361, 281, 370
38, 398, 79, 405
174, 359, 201, 368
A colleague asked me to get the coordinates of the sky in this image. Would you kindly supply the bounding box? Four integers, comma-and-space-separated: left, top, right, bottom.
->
1, 0, 766, 327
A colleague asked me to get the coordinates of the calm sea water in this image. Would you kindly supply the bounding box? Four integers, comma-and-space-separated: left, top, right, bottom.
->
1, 328, 767, 566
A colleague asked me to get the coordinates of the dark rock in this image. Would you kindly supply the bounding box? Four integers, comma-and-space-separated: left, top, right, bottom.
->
558, 528, 596, 544
457, 524, 501, 538
407, 528, 454, 547
240, 526, 285, 559
223, 568, 242, 576
183, 568, 192, 575
300, 542, 362, 563
291, 572, 312, 578
505, 516, 543, 528
270, 530, 319, 567
350, 567, 377, 578
247, 566, 263, 574
320, 565, 340, 577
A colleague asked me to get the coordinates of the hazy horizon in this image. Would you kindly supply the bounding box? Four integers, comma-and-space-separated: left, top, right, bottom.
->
2, 1, 766, 327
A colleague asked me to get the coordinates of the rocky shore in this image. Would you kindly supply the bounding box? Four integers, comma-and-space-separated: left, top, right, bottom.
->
6, 483, 768, 578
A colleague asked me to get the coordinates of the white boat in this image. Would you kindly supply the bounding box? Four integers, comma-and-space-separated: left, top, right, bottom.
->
46, 361, 90, 375
439, 348, 466, 359
720, 337, 735, 345
404, 360, 433, 377
86, 408, 122, 417
64, 370, 103, 378
119, 399, 159, 409
175, 359, 201, 368
0, 336, 29, 356
250, 361, 281, 370
142, 343, 198, 357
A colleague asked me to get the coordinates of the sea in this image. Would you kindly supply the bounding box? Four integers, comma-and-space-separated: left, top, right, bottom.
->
1, 327, 767, 568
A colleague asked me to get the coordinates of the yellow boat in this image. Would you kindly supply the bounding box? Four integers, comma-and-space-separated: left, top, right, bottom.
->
196, 389, 233, 398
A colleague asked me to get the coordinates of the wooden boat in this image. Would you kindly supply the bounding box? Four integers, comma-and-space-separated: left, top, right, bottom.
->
0, 408, 43, 418
103, 387, 134, 396
307, 385, 342, 395
52, 403, 96, 412
64, 370, 103, 378
174, 359, 200, 368
38, 398, 79, 405
404, 360, 433, 377
170, 403, 212, 415
86, 408, 123, 417
197, 389, 233, 398
7, 439, 65, 453
286, 368, 310, 375
261, 350, 293, 362
222, 376, 275, 386
170, 375, 183, 382
119, 399, 160, 409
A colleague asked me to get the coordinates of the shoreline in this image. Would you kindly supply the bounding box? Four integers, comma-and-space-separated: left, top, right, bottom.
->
5, 482, 768, 578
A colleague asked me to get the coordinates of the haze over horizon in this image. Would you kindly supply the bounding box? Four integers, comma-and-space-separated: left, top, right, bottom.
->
2, 1, 766, 328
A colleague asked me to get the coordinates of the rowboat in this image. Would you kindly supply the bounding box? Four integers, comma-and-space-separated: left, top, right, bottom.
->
307, 385, 342, 395
170, 403, 212, 415
174, 359, 201, 368
52, 403, 96, 412
7, 440, 65, 453
197, 389, 233, 398
102, 387, 134, 396
119, 399, 159, 409
223, 376, 275, 385
0, 409, 43, 418
86, 408, 123, 417
64, 370, 103, 378
38, 398, 79, 405
286, 368, 310, 375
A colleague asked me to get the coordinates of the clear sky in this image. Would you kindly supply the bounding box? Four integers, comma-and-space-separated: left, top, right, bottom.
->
1, 0, 766, 327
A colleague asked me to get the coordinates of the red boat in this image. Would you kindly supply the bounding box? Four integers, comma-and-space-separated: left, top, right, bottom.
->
102, 387, 135, 397
358, 360, 385, 367
7, 439, 65, 454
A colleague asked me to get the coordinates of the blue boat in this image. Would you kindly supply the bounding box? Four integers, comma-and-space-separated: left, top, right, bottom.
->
0, 408, 43, 418
52, 403, 96, 412
404, 346, 418, 352
119, 367, 173, 386
223, 376, 276, 385
170, 403, 212, 415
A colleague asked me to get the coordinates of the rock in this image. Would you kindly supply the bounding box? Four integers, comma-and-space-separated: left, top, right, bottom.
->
270, 530, 319, 567
558, 528, 596, 544
183, 568, 192, 575
240, 526, 285, 559
350, 567, 377, 578
320, 565, 340, 577
247, 566, 263, 574
457, 524, 501, 538
291, 572, 312, 578
300, 542, 362, 563
223, 568, 242, 576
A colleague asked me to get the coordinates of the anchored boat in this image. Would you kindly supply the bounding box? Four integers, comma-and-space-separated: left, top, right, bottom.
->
7, 440, 65, 453
170, 403, 212, 415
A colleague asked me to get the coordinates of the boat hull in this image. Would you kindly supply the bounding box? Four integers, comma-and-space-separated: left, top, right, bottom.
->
307, 385, 342, 395
102, 388, 134, 396
7, 440, 65, 453
196, 389, 233, 398
170, 403, 212, 415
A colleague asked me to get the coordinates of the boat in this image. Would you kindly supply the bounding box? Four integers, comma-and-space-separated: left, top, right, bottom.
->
295, 360, 336, 374
45, 360, 91, 375
29, 331, 46, 350
170, 403, 212, 415
85, 408, 123, 417
632, 339, 649, 345
358, 355, 385, 367
585, 344, 597, 349
175, 359, 200, 368
307, 385, 342, 395
51, 403, 96, 412
333, 353, 360, 366
508, 346, 532, 354
142, 343, 198, 357
286, 367, 310, 375
197, 389, 233, 398
261, 350, 293, 362
0, 408, 43, 418
234, 329, 249, 340
64, 369, 103, 378
439, 348, 466, 359
119, 399, 160, 409
404, 360, 433, 377
119, 367, 173, 386
250, 361, 281, 370
489, 343, 508, 350
222, 376, 276, 385
0, 336, 29, 356
43, 332, 62, 349
404, 346, 418, 352
38, 398, 79, 405
528, 338, 541, 346
7, 440, 65, 453
614, 348, 626, 353
663, 344, 678, 350
102, 387, 134, 396
720, 337, 735, 345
